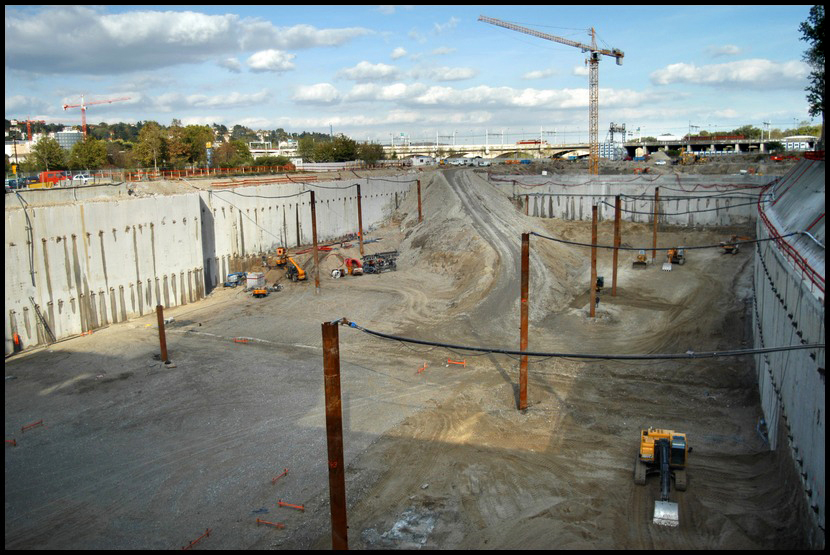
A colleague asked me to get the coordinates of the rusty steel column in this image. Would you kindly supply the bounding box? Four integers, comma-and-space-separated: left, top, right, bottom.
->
322, 321, 348, 550
590, 206, 598, 318
612, 195, 621, 297
652, 187, 659, 261
525, 195, 529, 216
417, 179, 422, 223
156, 304, 168, 363
310, 190, 320, 294
356, 184, 365, 256
519, 232, 529, 411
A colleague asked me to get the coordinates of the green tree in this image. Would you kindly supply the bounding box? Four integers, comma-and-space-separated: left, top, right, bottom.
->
728, 125, 762, 139
30, 137, 67, 171
167, 123, 191, 169
330, 135, 358, 162
358, 142, 385, 165
133, 121, 167, 170
213, 139, 253, 167
799, 5, 824, 148
182, 125, 214, 167
297, 136, 315, 161
68, 137, 107, 170
254, 154, 291, 166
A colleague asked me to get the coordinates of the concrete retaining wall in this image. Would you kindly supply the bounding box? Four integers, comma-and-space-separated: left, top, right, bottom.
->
4, 176, 413, 354
751, 160, 825, 541
489, 174, 773, 227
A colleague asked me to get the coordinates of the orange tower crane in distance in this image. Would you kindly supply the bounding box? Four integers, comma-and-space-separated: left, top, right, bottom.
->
478, 15, 624, 175
18, 117, 46, 141
62, 95, 131, 138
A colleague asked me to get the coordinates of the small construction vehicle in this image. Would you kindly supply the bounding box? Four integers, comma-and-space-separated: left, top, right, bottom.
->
285, 257, 306, 282
634, 428, 690, 527
662, 248, 686, 271
362, 251, 398, 274
720, 235, 751, 255
223, 272, 246, 287
633, 249, 648, 268
252, 287, 269, 298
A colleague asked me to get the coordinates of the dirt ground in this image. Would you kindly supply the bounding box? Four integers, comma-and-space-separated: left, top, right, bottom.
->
4, 166, 814, 549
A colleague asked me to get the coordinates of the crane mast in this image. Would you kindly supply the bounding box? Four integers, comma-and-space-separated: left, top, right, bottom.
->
478, 15, 623, 175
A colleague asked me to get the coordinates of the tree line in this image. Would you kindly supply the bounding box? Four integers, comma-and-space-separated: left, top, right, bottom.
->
5, 120, 389, 175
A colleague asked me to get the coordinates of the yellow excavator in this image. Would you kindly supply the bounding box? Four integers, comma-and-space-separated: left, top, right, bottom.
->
662, 247, 686, 271
285, 257, 306, 282
634, 428, 690, 527
720, 235, 751, 255
632, 249, 648, 268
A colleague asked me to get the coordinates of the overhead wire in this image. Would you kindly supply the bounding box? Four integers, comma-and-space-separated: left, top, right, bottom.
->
337, 318, 823, 362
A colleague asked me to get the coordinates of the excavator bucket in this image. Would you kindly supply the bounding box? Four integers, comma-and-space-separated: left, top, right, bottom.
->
661, 262, 673, 271
653, 500, 679, 527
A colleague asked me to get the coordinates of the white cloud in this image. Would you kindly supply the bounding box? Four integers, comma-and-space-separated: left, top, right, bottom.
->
523, 69, 557, 80
338, 61, 400, 82
706, 44, 742, 57
650, 59, 809, 89
247, 50, 296, 73
292, 83, 341, 105
391, 47, 408, 60
4, 6, 370, 75
152, 90, 269, 112
430, 47, 455, 56
433, 17, 459, 34
5, 95, 51, 114
218, 58, 243, 73
412, 66, 478, 82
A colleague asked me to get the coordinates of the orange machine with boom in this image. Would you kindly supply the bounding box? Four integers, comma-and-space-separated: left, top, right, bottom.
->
634, 428, 690, 527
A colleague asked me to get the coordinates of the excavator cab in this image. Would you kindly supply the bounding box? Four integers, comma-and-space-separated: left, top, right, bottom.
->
634, 428, 689, 527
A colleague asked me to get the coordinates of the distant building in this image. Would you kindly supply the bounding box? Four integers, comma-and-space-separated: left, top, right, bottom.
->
782, 135, 818, 151
56, 130, 83, 150
409, 155, 436, 166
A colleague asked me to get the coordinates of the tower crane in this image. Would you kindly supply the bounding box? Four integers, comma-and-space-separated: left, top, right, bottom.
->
478, 15, 623, 175
62, 95, 131, 138
15, 117, 46, 141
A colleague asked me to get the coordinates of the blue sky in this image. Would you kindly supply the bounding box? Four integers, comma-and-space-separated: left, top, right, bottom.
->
4, 5, 817, 145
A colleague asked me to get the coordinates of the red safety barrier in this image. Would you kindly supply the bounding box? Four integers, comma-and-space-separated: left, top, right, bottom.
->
181, 528, 211, 550
256, 518, 285, 529
271, 468, 289, 485
277, 499, 305, 512
21, 420, 44, 433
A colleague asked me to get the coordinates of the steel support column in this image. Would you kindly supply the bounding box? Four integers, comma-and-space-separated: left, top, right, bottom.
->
519, 232, 529, 410
322, 321, 348, 550
652, 187, 659, 261
156, 304, 168, 363
356, 184, 365, 256
612, 195, 621, 296
590, 206, 598, 318
310, 190, 320, 294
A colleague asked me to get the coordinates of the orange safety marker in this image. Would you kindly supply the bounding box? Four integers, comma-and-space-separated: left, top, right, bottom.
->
277, 499, 305, 512
6, 439, 17, 447
271, 468, 289, 485
417, 362, 427, 374
256, 518, 285, 529
181, 528, 211, 550
21, 420, 44, 433
447, 358, 466, 367
233, 337, 250, 344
